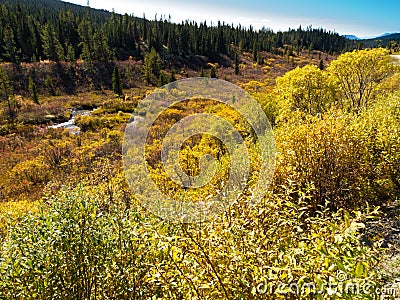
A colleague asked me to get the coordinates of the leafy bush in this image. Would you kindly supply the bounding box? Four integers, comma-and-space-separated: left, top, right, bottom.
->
274, 109, 371, 210
0, 200, 39, 241
0, 184, 382, 299
358, 92, 400, 197
252, 91, 280, 127
75, 115, 102, 132
273, 92, 400, 210
328, 48, 394, 111
75, 113, 130, 132
0, 185, 155, 299
270, 52, 400, 209
9, 156, 51, 186
275, 64, 337, 116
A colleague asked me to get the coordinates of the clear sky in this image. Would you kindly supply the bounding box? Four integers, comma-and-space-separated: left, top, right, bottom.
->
64, 0, 400, 38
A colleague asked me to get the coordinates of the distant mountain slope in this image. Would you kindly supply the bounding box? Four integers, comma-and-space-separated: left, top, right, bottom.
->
361, 32, 400, 48
376, 32, 400, 39
344, 35, 360, 40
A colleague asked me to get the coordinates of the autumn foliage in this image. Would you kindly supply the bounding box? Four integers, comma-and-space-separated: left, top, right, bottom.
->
0, 48, 399, 299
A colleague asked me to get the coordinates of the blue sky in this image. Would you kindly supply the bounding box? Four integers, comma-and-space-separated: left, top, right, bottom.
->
64, 0, 400, 38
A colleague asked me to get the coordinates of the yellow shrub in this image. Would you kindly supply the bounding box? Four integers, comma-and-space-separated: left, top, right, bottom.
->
328, 48, 394, 111
0, 200, 39, 239
275, 64, 336, 116
274, 109, 373, 210
9, 156, 51, 186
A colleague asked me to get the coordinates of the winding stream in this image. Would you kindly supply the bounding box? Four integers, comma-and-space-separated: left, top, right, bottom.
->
49, 108, 97, 134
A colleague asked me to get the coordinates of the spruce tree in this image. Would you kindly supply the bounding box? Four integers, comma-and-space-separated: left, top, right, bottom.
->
169, 70, 176, 83
3, 25, 17, 62
78, 19, 93, 62
142, 49, 161, 85
112, 66, 123, 97
93, 30, 111, 61
252, 41, 258, 62
257, 53, 264, 65
319, 60, 324, 70
234, 53, 240, 75
66, 44, 76, 62
45, 75, 56, 96
158, 72, 165, 87
210, 66, 217, 78
0, 67, 16, 120
29, 78, 39, 104
41, 23, 64, 61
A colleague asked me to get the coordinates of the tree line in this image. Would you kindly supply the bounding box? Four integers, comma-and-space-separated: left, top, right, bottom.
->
0, 0, 356, 63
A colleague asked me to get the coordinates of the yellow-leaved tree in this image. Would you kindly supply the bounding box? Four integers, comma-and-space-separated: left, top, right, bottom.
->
274, 64, 337, 117
328, 48, 394, 111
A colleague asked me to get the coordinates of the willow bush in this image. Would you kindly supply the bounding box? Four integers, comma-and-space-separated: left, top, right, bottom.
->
273, 91, 400, 211
0, 183, 382, 299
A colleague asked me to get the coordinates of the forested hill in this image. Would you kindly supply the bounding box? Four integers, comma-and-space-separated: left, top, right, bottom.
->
361, 33, 400, 49
0, 0, 355, 63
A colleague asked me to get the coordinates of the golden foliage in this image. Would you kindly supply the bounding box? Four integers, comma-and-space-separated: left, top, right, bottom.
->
328, 48, 395, 111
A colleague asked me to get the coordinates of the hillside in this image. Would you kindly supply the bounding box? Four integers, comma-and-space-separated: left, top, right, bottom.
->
0, 0, 343, 96
0, 0, 354, 65
361, 32, 400, 49
376, 33, 400, 40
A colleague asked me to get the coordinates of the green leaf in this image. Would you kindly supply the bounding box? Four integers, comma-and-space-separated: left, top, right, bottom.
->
337, 261, 346, 272
355, 261, 365, 278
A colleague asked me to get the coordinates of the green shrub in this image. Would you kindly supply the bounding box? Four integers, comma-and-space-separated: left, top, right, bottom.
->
0, 185, 156, 299
0, 184, 383, 299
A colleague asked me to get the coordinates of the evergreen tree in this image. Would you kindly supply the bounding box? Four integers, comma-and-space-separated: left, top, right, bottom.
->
93, 30, 111, 61
41, 23, 64, 61
44, 75, 56, 96
167, 26, 177, 54
169, 70, 176, 83
308, 43, 314, 53
210, 66, 217, 78
112, 66, 123, 97
142, 49, 161, 85
157, 72, 166, 87
78, 19, 93, 62
252, 41, 258, 62
29, 77, 39, 104
66, 43, 76, 62
319, 60, 324, 70
58, 9, 80, 49
0, 67, 16, 120
3, 25, 17, 62
257, 53, 264, 65
234, 53, 240, 75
